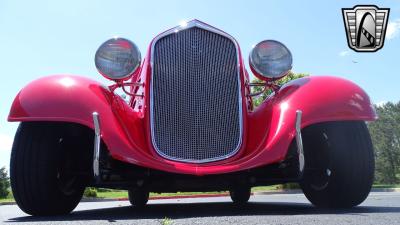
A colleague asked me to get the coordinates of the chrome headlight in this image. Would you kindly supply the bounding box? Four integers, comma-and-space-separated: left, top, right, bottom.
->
249, 40, 292, 80
95, 37, 141, 80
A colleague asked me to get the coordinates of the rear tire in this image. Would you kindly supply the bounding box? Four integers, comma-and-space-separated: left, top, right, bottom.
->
300, 121, 374, 208
10, 123, 86, 216
128, 188, 149, 208
230, 186, 251, 205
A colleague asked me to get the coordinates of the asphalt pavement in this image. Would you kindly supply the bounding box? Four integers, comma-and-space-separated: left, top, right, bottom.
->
1, 192, 400, 225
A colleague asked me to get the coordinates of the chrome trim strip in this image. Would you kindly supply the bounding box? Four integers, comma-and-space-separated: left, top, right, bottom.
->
295, 110, 305, 172
92, 112, 101, 178
149, 20, 244, 163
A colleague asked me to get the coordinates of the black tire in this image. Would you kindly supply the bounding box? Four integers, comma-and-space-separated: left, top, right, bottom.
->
10, 123, 86, 216
229, 186, 251, 204
128, 188, 149, 207
300, 121, 374, 208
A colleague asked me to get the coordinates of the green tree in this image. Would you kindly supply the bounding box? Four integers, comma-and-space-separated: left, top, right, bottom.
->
251, 71, 308, 107
368, 102, 400, 184
0, 167, 10, 198
83, 187, 97, 198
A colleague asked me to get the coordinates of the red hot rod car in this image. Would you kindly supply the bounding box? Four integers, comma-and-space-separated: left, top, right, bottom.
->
8, 20, 377, 215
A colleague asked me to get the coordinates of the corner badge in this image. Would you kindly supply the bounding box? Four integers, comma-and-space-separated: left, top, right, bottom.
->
342, 5, 390, 52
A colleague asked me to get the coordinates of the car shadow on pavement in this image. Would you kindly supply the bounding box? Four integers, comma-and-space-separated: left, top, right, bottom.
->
7, 201, 400, 222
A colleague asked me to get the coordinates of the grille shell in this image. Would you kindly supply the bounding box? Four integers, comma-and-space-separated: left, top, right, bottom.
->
150, 24, 243, 163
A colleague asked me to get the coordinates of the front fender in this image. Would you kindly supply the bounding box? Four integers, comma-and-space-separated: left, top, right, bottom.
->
245, 76, 377, 168
9, 75, 112, 127
8, 75, 148, 165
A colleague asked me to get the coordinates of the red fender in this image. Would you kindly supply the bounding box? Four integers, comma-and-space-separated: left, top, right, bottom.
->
8, 75, 377, 175
245, 75, 377, 169
8, 75, 149, 166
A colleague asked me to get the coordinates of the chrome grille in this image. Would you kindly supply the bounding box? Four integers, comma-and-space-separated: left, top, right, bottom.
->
150, 25, 242, 163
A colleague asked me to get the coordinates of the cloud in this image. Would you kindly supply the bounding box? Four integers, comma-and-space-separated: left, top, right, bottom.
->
386, 19, 400, 40
0, 133, 13, 152
375, 100, 388, 107
339, 50, 350, 57
0, 133, 13, 170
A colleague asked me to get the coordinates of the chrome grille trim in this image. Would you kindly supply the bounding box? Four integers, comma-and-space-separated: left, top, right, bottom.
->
149, 20, 243, 163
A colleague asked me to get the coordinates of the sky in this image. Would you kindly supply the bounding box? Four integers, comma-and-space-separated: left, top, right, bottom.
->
0, 0, 399, 170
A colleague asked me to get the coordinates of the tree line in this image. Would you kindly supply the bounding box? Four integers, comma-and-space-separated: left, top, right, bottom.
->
368, 102, 400, 184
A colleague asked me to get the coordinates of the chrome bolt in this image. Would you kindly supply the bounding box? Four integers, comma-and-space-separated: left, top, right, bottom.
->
326, 169, 331, 176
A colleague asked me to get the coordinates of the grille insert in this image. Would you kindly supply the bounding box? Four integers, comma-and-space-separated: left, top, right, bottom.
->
150, 26, 242, 163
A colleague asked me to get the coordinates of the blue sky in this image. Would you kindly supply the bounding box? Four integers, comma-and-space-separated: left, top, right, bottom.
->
0, 0, 399, 169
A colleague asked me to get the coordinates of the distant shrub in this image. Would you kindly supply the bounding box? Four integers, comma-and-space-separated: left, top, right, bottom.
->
0, 167, 10, 198
280, 183, 300, 190
83, 187, 97, 198
97, 188, 113, 192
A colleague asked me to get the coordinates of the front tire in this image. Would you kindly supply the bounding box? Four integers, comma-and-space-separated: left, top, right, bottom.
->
10, 123, 86, 216
230, 186, 251, 205
300, 121, 374, 208
128, 188, 149, 208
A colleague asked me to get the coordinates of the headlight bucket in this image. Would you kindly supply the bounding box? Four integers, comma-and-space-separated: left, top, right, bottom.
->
95, 37, 141, 81
249, 40, 292, 81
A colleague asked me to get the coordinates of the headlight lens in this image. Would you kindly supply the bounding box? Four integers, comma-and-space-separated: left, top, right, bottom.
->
249, 40, 292, 80
95, 37, 141, 80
